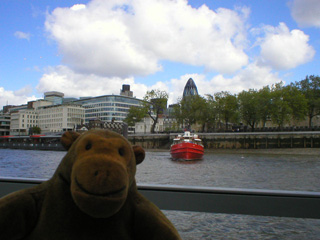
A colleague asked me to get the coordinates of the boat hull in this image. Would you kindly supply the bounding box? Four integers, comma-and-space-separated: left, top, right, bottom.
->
170, 142, 204, 160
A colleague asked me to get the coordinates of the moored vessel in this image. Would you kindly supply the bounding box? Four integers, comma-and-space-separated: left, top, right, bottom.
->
170, 131, 204, 160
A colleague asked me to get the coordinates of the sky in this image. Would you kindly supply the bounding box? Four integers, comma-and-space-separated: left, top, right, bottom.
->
0, 0, 319, 109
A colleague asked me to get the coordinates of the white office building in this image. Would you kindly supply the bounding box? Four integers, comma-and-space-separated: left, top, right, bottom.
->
38, 104, 85, 133
10, 109, 38, 135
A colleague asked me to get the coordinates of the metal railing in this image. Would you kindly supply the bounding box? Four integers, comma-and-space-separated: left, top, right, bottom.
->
0, 177, 319, 219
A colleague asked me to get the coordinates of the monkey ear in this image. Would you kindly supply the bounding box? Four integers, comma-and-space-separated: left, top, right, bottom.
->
61, 131, 81, 150
133, 145, 145, 165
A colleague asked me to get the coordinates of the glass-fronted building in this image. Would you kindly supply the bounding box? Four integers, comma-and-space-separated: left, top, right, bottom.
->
72, 95, 144, 124
44, 91, 64, 105
0, 112, 10, 136
183, 78, 199, 97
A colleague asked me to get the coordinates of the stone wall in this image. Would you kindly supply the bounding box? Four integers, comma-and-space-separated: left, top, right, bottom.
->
1, 132, 319, 150
128, 132, 320, 149
198, 132, 320, 149
128, 134, 170, 149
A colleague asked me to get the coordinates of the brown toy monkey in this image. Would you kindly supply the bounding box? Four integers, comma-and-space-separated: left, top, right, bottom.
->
0, 130, 181, 240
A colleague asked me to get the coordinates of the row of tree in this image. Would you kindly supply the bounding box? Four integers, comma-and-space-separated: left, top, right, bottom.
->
125, 75, 320, 133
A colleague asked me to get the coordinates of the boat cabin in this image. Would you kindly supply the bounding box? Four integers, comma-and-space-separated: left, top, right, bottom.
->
172, 131, 203, 146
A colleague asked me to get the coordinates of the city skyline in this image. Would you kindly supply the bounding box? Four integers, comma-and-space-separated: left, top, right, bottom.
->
1, 0, 319, 109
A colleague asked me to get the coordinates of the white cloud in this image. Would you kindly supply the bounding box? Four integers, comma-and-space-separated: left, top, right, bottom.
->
7, 1, 304, 110
220, 63, 281, 91
14, 85, 33, 96
256, 23, 315, 70
130, 2, 249, 73
36, 65, 143, 98
289, 0, 320, 27
70, 4, 86, 11
200, 63, 281, 95
45, 0, 249, 77
0, 87, 37, 109
14, 31, 31, 41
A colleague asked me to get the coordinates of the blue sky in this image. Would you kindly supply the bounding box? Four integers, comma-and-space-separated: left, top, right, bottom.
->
0, 0, 319, 109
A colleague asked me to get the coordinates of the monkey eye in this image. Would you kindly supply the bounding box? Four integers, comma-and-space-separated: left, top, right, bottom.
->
85, 142, 92, 150
118, 148, 125, 156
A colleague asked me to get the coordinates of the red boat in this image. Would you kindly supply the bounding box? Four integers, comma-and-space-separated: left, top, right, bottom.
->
170, 131, 204, 160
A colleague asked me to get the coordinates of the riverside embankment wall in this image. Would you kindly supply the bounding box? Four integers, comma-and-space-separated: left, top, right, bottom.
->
128, 132, 320, 150
1, 132, 319, 150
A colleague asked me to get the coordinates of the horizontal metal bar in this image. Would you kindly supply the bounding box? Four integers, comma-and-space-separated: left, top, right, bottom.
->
1, 177, 319, 219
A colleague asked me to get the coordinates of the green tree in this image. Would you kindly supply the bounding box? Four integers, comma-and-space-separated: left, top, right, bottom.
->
257, 86, 272, 128
293, 75, 320, 127
214, 91, 238, 130
238, 89, 260, 131
283, 85, 307, 122
182, 95, 208, 131
269, 82, 308, 128
204, 94, 218, 131
172, 100, 184, 128
171, 95, 211, 131
269, 83, 294, 128
143, 89, 169, 133
178, 96, 195, 129
124, 106, 146, 130
31, 126, 41, 134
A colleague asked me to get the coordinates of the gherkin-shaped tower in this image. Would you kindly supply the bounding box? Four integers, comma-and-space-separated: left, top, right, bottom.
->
183, 78, 199, 98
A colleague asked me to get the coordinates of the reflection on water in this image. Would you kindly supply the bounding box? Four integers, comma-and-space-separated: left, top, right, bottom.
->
0, 149, 320, 239
1, 149, 320, 191
0, 149, 65, 179
136, 151, 320, 192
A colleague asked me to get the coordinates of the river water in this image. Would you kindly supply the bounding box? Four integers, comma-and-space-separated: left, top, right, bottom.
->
0, 149, 320, 239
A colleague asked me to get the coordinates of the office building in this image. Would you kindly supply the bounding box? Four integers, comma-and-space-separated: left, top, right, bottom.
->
183, 78, 199, 97
73, 94, 143, 124
44, 91, 64, 105
38, 104, 85, 133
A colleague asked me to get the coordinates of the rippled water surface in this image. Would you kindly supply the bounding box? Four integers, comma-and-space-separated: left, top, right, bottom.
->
0, 149, 320, 239
138, 151, 320, 191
